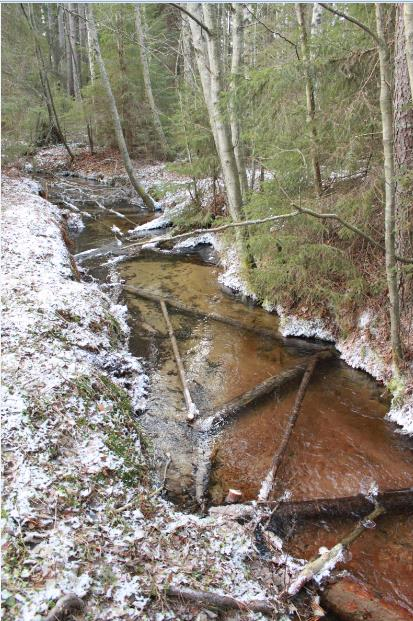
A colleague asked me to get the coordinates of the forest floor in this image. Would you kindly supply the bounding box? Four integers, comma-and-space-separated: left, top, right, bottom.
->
2, 173, 313, 621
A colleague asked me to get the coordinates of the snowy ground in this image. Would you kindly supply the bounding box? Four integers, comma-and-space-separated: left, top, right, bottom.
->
2, 175, 305, 620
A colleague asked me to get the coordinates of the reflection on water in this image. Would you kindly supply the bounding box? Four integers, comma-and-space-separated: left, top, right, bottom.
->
48, 174, 413, 614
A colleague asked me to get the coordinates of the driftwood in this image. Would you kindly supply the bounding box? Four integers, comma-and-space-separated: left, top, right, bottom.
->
208, 487, 413, 522
195, 437, 214, 511
321, 576, 413, 621
196, 352, 333, 432
166, 585, 277, 616
258, 354, 320, 502
160, 300, 198, 422
287, 504, 385, 596
43, 594, 85, 621
124, 285, 329, 352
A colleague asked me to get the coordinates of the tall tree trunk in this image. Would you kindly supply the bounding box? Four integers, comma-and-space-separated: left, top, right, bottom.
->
65, 5, 75, 96
181, 14, 195, 87
394, 4, 413, 264
23, 4, 74, 161
376, 3, 403, 367
404, 3, 413, 100
135, 4, 169, 158
295, 3, 323, 196
229, 3, 249, 199
116, 9, 135, 154
66, 14, 94, 154
201, 3, 244, 224
86, 5, 155, 210
78, 4, 88, 86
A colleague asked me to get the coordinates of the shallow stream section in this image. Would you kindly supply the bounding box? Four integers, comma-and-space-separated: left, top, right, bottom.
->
42, 174, 413, 614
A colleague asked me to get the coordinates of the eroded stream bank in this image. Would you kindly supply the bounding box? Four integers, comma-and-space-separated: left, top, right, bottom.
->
45, 173, 413, 615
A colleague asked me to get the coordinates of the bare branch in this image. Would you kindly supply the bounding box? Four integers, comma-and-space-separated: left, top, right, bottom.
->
168, 3, 212, 37
243, 4, 300, 60
124, 212, 300, 249
319, 3, 379, 44
123, 204, 413, 264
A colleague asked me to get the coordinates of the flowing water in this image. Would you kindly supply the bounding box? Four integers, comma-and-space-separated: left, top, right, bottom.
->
44, 174, 413, 614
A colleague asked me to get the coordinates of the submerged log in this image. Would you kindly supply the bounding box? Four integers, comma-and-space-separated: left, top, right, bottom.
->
258, 354, 320, 502
123, 284, 330, 350
321, 576, 413, 621
196, 351, 333, 432
208, 487, 413, 523
287, 504, 385, 596
271, 487, 413, 524
166, 585, 277, 616
159, 299, 198, 422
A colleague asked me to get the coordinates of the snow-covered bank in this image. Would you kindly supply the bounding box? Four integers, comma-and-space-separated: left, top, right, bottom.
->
1, 176, 297, 620
214, 239, 413, 435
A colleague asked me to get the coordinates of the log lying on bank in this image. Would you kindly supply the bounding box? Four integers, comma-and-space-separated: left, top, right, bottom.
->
258, 354, 320, 502
321, 576, 413, 621
208, 487, 413, 522
159, 299, 199, 422
166, 585, 278, 616
196, 351, 333, 432
123, 284, 330, 351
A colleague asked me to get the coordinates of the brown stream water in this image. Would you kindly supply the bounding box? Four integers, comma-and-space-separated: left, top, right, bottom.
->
47, 175, 413, 615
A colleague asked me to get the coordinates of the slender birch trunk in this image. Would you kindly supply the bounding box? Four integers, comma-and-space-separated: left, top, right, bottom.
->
376, 3, 403, 366
135, 4, 169, 158
403, 3, 413, 100
201, 3, 243, 224
295, 3, 323, 196
229, 3, 249, 199
86, 5, 155, 210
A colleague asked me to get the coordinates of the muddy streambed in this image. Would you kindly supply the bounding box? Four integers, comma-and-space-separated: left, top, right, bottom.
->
44, 174, 413, 614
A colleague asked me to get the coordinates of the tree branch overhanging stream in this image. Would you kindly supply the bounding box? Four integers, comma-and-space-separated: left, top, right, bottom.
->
123, 208, 413, 265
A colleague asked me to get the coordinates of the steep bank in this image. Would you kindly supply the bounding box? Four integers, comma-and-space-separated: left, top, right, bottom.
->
1, 174, 300, 620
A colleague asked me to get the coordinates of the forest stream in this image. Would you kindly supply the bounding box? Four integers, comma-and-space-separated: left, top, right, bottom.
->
43, 173, 413, 615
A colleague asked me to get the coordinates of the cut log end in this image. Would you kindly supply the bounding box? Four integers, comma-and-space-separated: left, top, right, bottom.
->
225, 488, 243, 504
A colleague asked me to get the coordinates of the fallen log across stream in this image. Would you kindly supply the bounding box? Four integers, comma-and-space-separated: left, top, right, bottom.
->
196, 351, 333, 432
159, 299, 199, 422
258, 354, 320, 502
123, 284, 331, 351
208, 487, 413, 522
287, 504, 386, 596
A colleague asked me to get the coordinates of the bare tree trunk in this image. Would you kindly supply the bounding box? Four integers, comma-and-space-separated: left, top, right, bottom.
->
404, 3, 413, 100
181, 14, 195, 87
394, 4, 413, 263
66, 16, 94, 154
23, 4, 74, 161
229, 3, 249, 199
78, 4, 88, 86
116, 9, 135, 154
66, 4, 77, 97
295, 3, 323, 196
86, 5, 155, 210
376, 3, 403, 367
200, 4, 244, 226
135, 5, 169, 158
